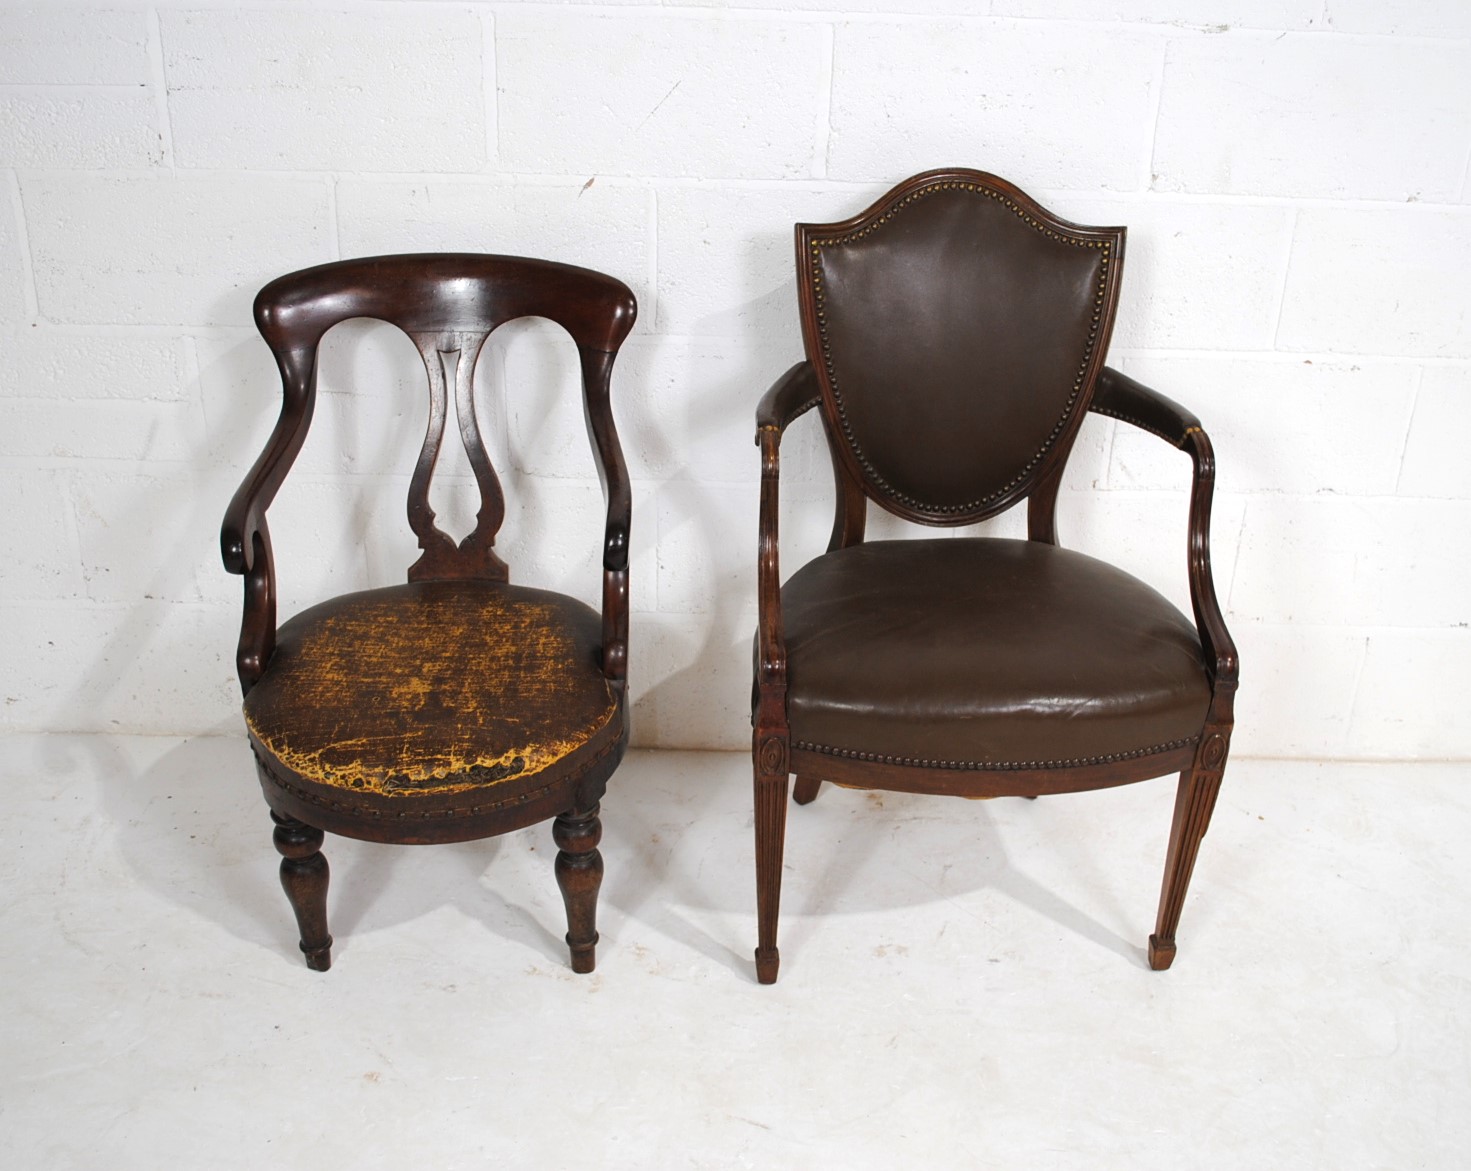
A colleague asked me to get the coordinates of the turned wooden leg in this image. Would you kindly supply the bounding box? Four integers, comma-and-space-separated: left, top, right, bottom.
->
554, 805, 603, 974
271, 811, 332, 971
792, 774, 822, 806
754, 735, 790, 984
1149, 730, 1229, 971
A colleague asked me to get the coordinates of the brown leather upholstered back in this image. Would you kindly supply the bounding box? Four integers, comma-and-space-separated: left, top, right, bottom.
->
797, 171, 1125, 524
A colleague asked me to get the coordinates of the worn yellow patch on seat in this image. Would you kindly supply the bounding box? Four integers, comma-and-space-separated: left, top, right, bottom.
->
244, 584, 616, 798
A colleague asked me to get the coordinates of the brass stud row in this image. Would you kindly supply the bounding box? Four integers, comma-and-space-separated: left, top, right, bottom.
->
806, 180, 1115, 517
794, 737, 1194, 772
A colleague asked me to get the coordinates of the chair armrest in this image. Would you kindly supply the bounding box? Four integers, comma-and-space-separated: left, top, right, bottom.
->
1091, 366, 1201, 449
1180, 427, 1240, 687
220, 347, 318, 692
1091, 367, 1238, 688
580, 348, 632, 682
753, 365, 819, 698
755, 361, 820, 438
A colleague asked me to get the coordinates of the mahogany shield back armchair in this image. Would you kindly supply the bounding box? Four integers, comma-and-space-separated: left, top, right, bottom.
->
222, 253, 636, 973
751, 170, 1239, 983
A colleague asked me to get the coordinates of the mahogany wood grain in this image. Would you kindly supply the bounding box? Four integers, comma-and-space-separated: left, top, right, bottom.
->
224, 254, 636, 974
752, 171, 1239, 981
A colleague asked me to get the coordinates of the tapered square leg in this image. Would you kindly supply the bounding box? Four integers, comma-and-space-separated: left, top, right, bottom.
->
554, 805, 603, 974
792, 774, 822, 806
271, 811, 332, 971
1150, 731, 1229, 970
754, 735, 790, 984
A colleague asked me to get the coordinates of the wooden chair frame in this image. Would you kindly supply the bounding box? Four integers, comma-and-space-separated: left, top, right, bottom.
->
752, 171, 1239, 983
222, 252, 636, 972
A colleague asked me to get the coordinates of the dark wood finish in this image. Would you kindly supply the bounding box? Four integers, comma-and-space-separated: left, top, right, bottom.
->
271, 811, 332, 971
792, 775, 822, 806
405, 331, 509, 583
223, 254, 637, 973
1150, 725, 1231, 970
752, 171, 1239, 982
554, 805, 604, 975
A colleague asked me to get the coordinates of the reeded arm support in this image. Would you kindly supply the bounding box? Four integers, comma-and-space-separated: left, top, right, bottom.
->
753, 363, 824, 697
1089, 367, 1238, 688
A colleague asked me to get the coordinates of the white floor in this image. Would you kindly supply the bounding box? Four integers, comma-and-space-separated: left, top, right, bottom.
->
3, 735, 1467, 1169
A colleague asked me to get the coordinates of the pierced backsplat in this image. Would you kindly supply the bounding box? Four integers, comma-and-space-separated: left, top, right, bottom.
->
234, 253, 638, 595
405, 330, 509, 583
220, 253, 638, 978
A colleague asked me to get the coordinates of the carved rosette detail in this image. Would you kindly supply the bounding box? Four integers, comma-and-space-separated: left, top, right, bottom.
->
758, 736, 787, 777
1201, 732, 1228, 770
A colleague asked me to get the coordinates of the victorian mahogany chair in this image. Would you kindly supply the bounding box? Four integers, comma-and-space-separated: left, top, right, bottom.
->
222, 253, 636, 973
751, 170, 1238, 983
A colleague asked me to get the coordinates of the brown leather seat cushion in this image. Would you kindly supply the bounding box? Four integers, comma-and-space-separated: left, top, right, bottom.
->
244, 580, 618, 799
782, 539, 1211, 768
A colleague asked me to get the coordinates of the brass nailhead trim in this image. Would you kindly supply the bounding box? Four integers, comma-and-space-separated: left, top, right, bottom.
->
791, 737, 1196, 772
757, 395, 822, 433
1089, 404, 1194, 450
809, 179, 1114, 516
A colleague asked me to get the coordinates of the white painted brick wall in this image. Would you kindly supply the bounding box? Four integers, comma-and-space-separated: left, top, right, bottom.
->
1398, 366, 1471, 498
2, 1, 1469, 764
1153, 34, 1469, 200
23, 174, 335, 325
1278, 208, 1471, 357
0, 92, 162, 170
827, 21, 1162, 189
497, 13, 830, 179
161, 8, 488, 172
1055, 197, 1297, 351
0, 9, 151, 85
336, 180, 653, 325
1325, 0, 1471, 39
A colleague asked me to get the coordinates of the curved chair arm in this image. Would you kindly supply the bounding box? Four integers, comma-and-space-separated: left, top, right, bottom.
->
580, 348, 632, 682
1092, 366, 1201, 450
220, 345, 319, 694
753, 363, 820, 699
756, 361, 821, 436
1090, 367, 1238, 687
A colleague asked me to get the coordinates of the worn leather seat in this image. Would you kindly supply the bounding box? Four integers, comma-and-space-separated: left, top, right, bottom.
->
782, 539, 1211, 769
244, 580, 620, 812
224, 253, 637, 974
749, 169, 1239, 982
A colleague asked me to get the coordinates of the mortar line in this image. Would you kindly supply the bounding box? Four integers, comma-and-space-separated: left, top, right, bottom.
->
145, 6, 176, 171
0, 83, 151, 95
1142, 35, 1168, 190
811, 21, 835, 181
1341, 633, 1372, 757
481, 9, 497, 173
7, 169, 40, 321
19, 161, 1470, 210
1268, 208, 1299, 349
327, 177, 342, 260
646, 186, 660, 333
1392, 364, 1427, 495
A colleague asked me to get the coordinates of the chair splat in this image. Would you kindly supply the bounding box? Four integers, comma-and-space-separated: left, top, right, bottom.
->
406, 329, 509, 584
